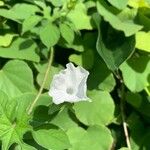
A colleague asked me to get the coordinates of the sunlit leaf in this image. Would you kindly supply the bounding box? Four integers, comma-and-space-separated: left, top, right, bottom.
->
107, 0, 128, 9
0, 91, 32, 150
0, 38, 40, 62
32, 129, 71, 150
67, 2, 92, 30
0, 60, 35, 98
120, 56, 150, 92
73, 90, 115, 126
0, 3, 40, 22
22, 15, 42, 33
67, 125, 113, 150
96, 1, 143, 36
60, 23, 74, 44
35, 63, 63, 90
40, 23, 60, 48
136, 31, 150, 52
128, 0, 150, 8
0, 34, 17, 47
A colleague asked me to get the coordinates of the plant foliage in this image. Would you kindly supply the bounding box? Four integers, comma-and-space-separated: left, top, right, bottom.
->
0, 0, 150, 149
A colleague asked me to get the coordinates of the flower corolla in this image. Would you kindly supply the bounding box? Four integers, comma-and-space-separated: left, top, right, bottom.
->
49, 63, 90, 104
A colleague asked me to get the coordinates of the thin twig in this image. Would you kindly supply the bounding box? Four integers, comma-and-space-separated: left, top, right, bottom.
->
27, 47, 54, 115
120, 84, 131, 150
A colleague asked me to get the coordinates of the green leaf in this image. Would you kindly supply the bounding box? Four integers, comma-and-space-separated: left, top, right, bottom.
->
11, 93, 51, 127
126, 92, 150, 117
69, 54, 82, 65
94, 14, 135, 71
50, 106, 78, 130
96, 1, 143, 36
0, 34, 17, 47
0, 3, 40, 23
140, 131, 150, 150
67, 2, 92, 30
0, 60, 35, 98
127, 112, 146, 149
120, 56, 150, 92
88, 57, 116, 92
13, 93, 52, 110
137, 8, 150, 31
60, 23, 74, 44
22, 15, 42, 33
136, 31, 150, 52
67, 125, 113, 150
35, 63, 63, 90
69, 49, 94, 69
107, 0, 128, 9
0, 38, 40, 62
13, 144, 36, 150
128, 0, 150, 8
0, 91, 32, 150
32, 129, 71, 150
73, 90, 115, 126
0, 1, 4, 6
40, 23, 60, 48
61, 32, 97, 53
59, 34, 84, 52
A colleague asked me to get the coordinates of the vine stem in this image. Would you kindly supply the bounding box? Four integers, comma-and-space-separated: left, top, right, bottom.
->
145, 87, 150, 96
120, 83, 131, 150
27, 47, 54, 115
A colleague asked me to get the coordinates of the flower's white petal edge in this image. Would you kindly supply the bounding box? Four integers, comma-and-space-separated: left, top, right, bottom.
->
76, 66, 91, 102
66, 63, 77, 86
66, 62, 75, 70
49, 62, 90, 104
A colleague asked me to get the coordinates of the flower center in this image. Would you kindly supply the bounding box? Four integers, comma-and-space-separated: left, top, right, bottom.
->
66, 87, 74, 95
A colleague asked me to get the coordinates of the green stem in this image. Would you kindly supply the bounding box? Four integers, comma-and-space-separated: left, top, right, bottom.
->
145, 87, 150, 96
120, 83, 131, 150
27, 47, 54, 115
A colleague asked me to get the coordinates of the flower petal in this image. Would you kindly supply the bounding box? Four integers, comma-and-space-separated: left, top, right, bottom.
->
49, 63, 90, 104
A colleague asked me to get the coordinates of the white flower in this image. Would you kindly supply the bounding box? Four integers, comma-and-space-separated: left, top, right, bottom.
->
49, 63, 90, 104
